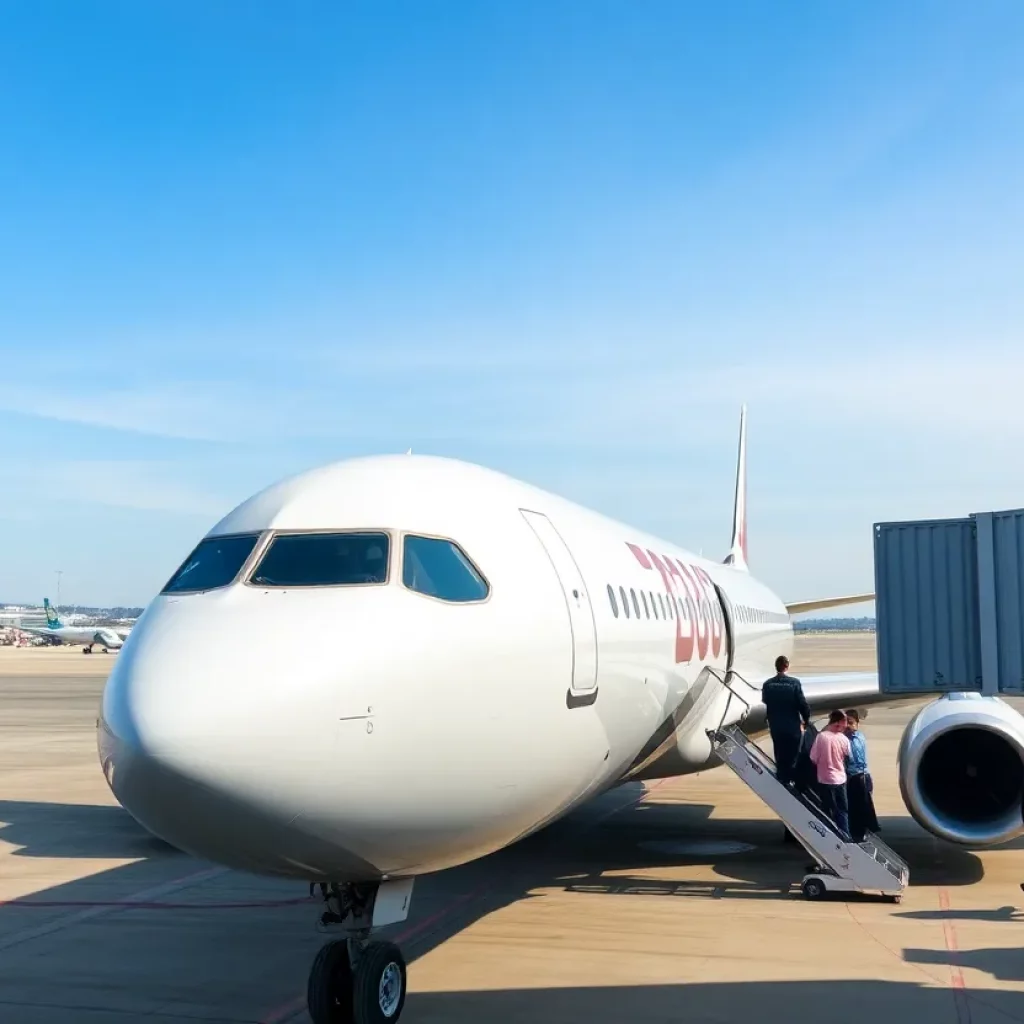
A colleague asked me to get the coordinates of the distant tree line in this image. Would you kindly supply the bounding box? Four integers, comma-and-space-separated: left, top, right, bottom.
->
793, 616, 875, 632
1, 603, 145, 619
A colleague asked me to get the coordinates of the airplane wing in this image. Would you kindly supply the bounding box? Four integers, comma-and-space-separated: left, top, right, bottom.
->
785, 593, 874, 615
736, 670, 923, 737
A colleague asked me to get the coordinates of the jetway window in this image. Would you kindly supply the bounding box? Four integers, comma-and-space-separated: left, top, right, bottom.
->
251, 532, 390, 587
162, 533, 261, 594
607, 584, 619, 617
402, 535, 489, 602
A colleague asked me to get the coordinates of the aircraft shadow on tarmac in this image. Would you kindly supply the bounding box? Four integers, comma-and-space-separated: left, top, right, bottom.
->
904, 948, 1024, 985
399, 979, 1024, 1024
0, 799, 181, 859
0, 786, 1004, 1021
897, 907, 1024, 923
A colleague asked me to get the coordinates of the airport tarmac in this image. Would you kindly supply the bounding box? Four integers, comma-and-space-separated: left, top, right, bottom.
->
1, 636, 1022, 1023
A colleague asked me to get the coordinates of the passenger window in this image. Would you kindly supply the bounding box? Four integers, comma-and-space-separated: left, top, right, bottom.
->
402, 535, 488, 602
620, 586, 630, 618
658, 594, 666, 618
607, 583, 619, 618
630, 589, 640, 618
251, 532, 389, 587
162, 533, 261, 594
650, 592, 659, 619
641, 591, 650, 618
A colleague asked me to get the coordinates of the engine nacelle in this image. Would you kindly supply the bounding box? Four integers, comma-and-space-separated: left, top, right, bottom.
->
899, 692, 1024, 846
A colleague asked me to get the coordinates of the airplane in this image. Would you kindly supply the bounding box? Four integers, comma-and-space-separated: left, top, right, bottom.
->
19, 599, 125, 654
97, 407, 1024, 1024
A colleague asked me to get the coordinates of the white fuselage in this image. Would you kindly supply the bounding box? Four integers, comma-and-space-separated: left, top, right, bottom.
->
99, 455, 792, 882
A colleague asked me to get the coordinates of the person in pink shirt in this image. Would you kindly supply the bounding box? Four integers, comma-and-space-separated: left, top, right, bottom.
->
809, 710, 852, 837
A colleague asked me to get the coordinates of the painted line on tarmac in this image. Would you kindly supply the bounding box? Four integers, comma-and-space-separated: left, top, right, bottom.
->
938, 888, 972, 1024
0, 866, 227, 952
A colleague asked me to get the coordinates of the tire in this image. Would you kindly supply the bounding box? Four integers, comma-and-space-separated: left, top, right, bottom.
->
353, 941, 407, 1024
802, 877, 826, 901
308, 940, 354, 1024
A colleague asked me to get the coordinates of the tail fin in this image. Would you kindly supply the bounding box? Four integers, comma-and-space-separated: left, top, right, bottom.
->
723, 405, 748, 571
43, 598, 61, 628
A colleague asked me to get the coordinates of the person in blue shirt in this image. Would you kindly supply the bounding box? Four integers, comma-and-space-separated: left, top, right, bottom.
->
844, 709, 879, 841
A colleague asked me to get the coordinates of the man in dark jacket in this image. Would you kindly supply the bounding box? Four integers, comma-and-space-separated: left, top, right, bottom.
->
762, 655, 811, 787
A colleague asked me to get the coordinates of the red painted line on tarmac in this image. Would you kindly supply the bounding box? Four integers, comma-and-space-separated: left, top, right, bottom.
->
0, 866, 227, 953
939, 888, 973, 1024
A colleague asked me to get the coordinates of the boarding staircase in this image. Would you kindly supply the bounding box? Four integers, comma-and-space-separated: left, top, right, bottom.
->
705, 670, 909, 901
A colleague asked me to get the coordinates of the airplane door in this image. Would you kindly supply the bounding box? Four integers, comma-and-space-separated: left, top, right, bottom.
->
713, 582, 736, 675
520, 510, 598, 696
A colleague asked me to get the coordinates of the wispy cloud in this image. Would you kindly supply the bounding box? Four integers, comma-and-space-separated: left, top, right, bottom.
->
0, 459, 232, 517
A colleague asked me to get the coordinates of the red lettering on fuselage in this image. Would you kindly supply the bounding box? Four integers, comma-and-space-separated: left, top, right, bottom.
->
646, 551, 694, 664
692, 565, 724, 659
626, 543, 724, 664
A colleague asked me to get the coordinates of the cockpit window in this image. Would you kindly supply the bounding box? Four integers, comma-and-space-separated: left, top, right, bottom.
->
249, 532, 390, 587
402, 535, 489, 603
161, 533, 261, 594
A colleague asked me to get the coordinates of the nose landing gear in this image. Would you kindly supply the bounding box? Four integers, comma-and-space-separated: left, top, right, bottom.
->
307, 880, 413, 1024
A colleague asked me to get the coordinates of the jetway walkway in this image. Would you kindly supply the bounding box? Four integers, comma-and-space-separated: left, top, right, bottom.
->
706, 671, 909, 901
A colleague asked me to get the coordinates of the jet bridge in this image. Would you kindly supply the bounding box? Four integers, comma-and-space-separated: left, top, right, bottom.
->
874, 508, 1024, 695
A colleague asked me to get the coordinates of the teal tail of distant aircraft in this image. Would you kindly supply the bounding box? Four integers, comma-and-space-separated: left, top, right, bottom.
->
43, 598, 62, 629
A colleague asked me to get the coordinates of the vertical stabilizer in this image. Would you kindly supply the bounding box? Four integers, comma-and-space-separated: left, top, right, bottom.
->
43, 598, 62, 628
724, 406, 748, 571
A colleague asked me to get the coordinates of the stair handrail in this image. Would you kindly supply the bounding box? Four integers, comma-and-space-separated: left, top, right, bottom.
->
704, 665, 759, 736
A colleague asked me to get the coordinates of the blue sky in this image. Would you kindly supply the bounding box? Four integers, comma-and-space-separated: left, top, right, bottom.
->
1, 2, 1022, 608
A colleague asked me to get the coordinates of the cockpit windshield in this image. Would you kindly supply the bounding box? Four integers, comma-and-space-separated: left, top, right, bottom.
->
249, 532, 390, 587
161, 533, 261, 595
402, 535, 489, 602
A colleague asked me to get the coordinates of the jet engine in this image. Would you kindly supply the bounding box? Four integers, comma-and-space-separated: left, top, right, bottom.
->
898, 692, 1024, 846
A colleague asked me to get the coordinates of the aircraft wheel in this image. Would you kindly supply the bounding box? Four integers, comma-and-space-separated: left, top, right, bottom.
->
802, 877, 826, 901
307, 940, 354, 1024
353, 941, 406, 1024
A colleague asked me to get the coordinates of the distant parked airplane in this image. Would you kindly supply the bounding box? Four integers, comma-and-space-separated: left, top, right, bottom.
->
19, 599, 125, 653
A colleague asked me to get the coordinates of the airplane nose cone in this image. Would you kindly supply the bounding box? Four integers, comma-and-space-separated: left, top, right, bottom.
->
97, 598, 382, 880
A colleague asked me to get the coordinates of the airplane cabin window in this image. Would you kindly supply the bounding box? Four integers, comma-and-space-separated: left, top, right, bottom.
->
161, 533, 261, 594
641, 591, 650, 618
607, 584, 619, 617
630, 589, 640, 618
402, 535, 489, 602
620, 586, 630, 618
251, 532, 390, 587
